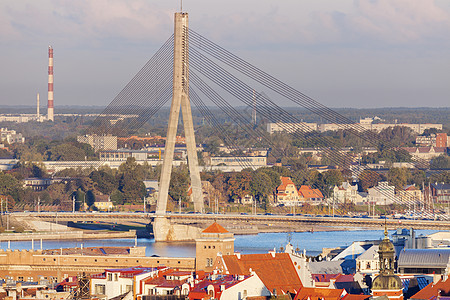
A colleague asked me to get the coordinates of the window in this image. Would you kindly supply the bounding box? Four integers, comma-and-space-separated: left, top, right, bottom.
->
95, 284, 106, 295
114, 274, 119, 281
206, 258, 213, 267
107, 273, 113, 281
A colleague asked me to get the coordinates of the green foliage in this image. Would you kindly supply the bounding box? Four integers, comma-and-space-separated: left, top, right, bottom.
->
387, 168, 411, 190
90, 170, 117, 195
430, 155, 450, 169
0, 173, 22, 201
430, 171, 450, 184
361, 149, 412, 164
117, 158, 147, 203
168, 165, 190, 204
110, 189, 124, 205
358, 170, 382, 192
86, 190, 96, 208
46, 143, 86, 161
75, 189, 85, 211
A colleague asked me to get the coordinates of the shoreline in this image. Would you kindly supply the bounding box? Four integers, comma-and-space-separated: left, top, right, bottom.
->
0, 230, 136, 242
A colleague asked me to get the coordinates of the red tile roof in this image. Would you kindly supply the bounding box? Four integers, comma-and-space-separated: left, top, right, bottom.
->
341, 294, 371, 300
298, 186, 323, 199
202, 222, 229, 233
294, 287, 346, 300
278, 177, 296, 192
411, 278, 450, 300
221, 253, 302, 294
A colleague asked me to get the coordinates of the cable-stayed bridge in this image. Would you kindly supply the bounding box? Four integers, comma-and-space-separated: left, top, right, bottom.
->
82, 12, 447, 241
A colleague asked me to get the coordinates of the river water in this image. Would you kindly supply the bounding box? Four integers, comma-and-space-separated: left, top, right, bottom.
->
0, 229, 438, 257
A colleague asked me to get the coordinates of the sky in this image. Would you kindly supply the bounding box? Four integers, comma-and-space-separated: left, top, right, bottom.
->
0, 0, 449, 109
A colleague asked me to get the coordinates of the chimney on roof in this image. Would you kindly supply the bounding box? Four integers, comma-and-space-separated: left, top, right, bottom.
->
235, 252, 241, 259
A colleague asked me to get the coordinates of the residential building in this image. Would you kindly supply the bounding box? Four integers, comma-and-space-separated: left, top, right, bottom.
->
400, 146, 447, 160
298, 185, 324, 204
187, 273, 270, 300
333, 182, 359, 204
205, 156, 266, 167
94, 194, 114, 211
195, 222, 235, 272
22, 177, 75, 191
0, 128, 25, 144
294, 287, 347, 300
77, 134, 117, 152
416, 134, 437, 147
355, 245, 379, 274
436, 133, 448, 147
140, 268, 191, 297
267, 122, 318, 134
397, 185, 423, 206
410, 278, 450, 300
213, 252, 304, 296
430, 183, 450, 203
276, 177, 301, 206
415, 133, 449, 147
99, 148, 186, 161
90, 266, 159, 299
367, 181, 398, 205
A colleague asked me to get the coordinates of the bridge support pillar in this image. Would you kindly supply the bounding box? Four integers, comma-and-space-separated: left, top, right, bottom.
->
153, 216, 202, 242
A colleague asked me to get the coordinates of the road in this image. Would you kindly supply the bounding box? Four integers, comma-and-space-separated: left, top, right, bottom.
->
9, 211, 450, 232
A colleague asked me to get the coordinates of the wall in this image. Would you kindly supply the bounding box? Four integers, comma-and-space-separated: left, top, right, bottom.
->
0, 249, 195, 282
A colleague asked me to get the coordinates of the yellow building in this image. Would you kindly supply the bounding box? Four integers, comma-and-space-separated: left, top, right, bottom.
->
95, 195, 114, 211
276, 177, 300, 206
195, 222, 234, 272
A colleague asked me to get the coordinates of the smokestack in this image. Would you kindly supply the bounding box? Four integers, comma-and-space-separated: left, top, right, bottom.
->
37, 93, 40, 120
47, 46, 54, 121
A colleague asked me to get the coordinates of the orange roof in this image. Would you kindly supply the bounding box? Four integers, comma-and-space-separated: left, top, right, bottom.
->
202, 222, 229, 233
298, 186, 323, 199
278, 177, 296, 192
294, 287, 345, 300
411, 278, 450, 300
341, 295, 371, 300
221, 253, 302, 294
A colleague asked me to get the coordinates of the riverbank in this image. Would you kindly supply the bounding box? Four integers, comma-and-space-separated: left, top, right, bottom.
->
0, 230, 136, 241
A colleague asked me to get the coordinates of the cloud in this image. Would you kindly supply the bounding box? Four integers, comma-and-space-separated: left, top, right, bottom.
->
0, 0, 174, 46
349, 0, 450, 43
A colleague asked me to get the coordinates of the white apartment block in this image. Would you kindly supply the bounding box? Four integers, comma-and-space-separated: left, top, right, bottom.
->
0, 128, 25, 144
77, 134, 117, 152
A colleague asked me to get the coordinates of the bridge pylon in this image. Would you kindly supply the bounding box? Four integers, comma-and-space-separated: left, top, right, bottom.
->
154, 12, 204, 241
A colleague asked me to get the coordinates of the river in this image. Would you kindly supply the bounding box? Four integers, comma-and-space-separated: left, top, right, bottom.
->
0, 229, 438, 257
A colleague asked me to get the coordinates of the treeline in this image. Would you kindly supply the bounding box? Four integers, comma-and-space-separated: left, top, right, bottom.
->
0, 136, 97, 161
0, 158, 155, 211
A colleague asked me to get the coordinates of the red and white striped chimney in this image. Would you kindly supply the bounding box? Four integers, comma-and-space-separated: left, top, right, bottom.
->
47, 45, 54, 121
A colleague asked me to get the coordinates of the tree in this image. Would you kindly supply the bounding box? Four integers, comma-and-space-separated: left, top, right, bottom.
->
250, 171, 272, 209
86, 190, 96, 209
0, 173, 22, 201
47, 143, 86, 161
358, 170, 382, 192
430, 155, 450, 169
168, 165, 190, 204
387, 168, 411, 191
74, 189, 85, 211
90, 170, 117, 195
110, 189, 124, 206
